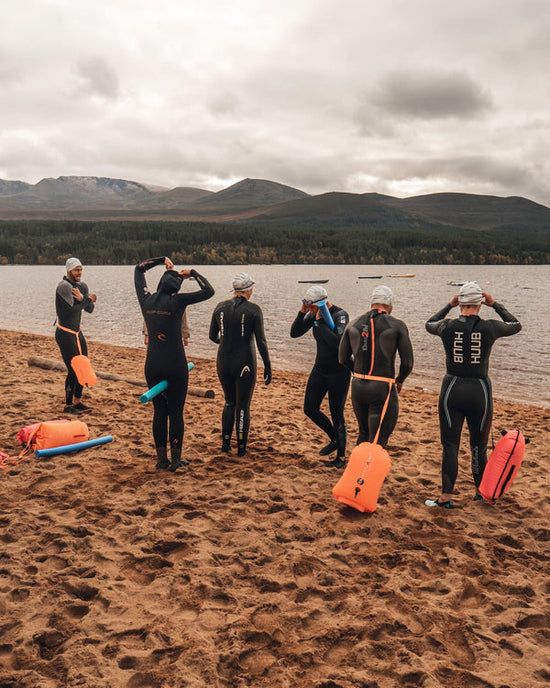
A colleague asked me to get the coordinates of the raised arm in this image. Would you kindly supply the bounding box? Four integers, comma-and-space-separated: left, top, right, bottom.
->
176, 269, 215, 307
134, 256, 166, 307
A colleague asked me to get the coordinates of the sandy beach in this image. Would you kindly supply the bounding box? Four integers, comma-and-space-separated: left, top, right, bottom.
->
0, 328, 549, 688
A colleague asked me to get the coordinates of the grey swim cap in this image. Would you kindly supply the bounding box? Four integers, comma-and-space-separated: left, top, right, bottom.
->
65, 257, 82, 272
304, 285, 328, 303
371, 285, 393, 306
233, 272, 255, 291
458, 281, 483, 305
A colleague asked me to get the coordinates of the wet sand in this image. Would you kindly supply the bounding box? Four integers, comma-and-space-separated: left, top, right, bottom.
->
1, 329, 549, 688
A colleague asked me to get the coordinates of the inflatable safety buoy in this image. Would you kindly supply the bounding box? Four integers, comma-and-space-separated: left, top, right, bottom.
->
479, 430, 526, 504
333, 442, 391, 512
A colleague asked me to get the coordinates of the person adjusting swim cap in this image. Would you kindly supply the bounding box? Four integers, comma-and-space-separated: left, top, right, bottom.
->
458, 281, 483, 305
210, 273, 271, 457
424, 285, 521, 509
135, 256, 215, 472
291, 285, 350, 468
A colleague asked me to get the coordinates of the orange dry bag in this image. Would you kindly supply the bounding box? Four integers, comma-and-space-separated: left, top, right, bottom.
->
57, 325, 97, 387
333, 441, 391, 512
333, 374, 395, 513
30, 420, 89, 451
479, 430, 525, 505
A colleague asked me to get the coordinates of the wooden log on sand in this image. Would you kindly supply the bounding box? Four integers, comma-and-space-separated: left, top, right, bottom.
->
27, 357, 215, 399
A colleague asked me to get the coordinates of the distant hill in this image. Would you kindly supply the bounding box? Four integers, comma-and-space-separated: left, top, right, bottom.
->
0, 175, 549, 232
184, 178, 309, 214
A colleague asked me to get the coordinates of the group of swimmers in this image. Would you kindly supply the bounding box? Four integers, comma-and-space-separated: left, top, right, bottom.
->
55, 257, 521, 506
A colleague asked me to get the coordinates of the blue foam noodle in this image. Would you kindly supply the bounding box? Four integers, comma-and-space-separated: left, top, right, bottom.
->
35, 435, 114, 458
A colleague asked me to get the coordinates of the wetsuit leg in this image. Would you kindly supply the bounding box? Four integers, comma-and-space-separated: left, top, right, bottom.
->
464, 378, 492, 488
326, 368, 351, 457
235, 365, 256, 456
145, 359, 169, 448
438, 375, 465, 494
351, 379, 396, 448
218, 363, 237, 448
166, 368, 189, 457
375, 385, 398, 448
304, 368, 334, 441
55, 327, 85, 405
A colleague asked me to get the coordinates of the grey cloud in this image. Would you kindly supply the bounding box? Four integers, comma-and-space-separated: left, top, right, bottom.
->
374, 69, 493, 119
77, 58, 120, 99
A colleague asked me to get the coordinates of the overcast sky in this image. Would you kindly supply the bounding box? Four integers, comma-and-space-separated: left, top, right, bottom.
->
1, 0, 549, 204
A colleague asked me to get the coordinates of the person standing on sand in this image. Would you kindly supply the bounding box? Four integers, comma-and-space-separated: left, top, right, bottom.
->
209, 273, 271, 457
424, 281, 521, 509
135, 256, 214, 472
290, 285, 350, 468
339, 285, 413, 449
55, 257, 97, 415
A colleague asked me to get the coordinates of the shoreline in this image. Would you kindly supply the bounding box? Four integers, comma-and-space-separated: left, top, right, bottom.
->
1, 328, 549, 687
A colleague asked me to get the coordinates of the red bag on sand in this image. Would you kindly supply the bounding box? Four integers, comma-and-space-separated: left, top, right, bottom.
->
479, 430, 526, 505
333, 442, 391, 513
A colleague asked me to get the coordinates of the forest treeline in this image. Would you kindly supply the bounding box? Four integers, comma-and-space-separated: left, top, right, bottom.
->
0, 219, 548, 265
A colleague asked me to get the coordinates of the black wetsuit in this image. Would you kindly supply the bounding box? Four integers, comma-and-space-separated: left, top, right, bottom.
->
209, 296, 271, 455
339, 309, 413, 448
55, 276, 94, 406
426, 302, 521, 493
135, 258, 214, 453
290, 306, 350, 457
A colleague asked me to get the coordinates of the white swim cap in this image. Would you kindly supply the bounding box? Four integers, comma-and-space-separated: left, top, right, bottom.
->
458, 281, 483, 305
232, 272, 255, 291
371, 285, 393, 306
65, 257, 82, 272
304, 285, 328, 304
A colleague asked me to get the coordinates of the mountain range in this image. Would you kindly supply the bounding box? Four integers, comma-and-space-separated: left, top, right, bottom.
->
1, 175, 550, 232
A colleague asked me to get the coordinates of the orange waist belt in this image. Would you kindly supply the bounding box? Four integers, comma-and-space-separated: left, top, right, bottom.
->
353, 373, 395, 384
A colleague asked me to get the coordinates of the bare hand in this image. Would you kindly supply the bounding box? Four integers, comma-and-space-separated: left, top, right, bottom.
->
482, 292, 495, 306
72, 287, 84, 302
300, 301, 309, 314
89, 293, 97, 303
449, 295, 459, 307
179, 269, 192, 280
165, 257, 174, 270
396, 381, 403, 394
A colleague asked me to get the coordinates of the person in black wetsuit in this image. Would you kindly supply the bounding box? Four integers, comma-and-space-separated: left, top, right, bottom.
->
55, 257, 97, 415
209, 273, 271, 457
339, 285, 413, 449
135, 256, 214, 471
425, 281, 521, 508
290, 285, 350, 468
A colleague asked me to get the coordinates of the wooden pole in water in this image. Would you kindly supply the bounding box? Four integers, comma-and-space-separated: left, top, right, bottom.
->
27, 357, 215, 398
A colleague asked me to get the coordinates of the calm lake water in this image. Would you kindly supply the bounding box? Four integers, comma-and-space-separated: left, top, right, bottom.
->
0, 264, 547, 407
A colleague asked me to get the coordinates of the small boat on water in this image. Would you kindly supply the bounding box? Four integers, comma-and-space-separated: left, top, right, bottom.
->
358, 276, 383, 279
389, 274, 415, 278
297, 279, 329, 284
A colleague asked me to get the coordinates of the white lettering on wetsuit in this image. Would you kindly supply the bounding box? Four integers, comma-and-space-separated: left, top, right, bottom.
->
471, 331, 482, 364
453, 331, 464, 363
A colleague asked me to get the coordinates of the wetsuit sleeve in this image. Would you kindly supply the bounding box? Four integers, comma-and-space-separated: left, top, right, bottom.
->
338, 325, 354, 371
489, 302, 522, 337
176, 269, 215, 306
290, 311, 314, 337
134, 256, 165, 307
254, 308, 271, 369
396, 322, 414, 384
315, 308, 348, 346
425, 303, 453, 335
80, 282, 95, 313
209, 307, 220, 344
56, 281, 94, 316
